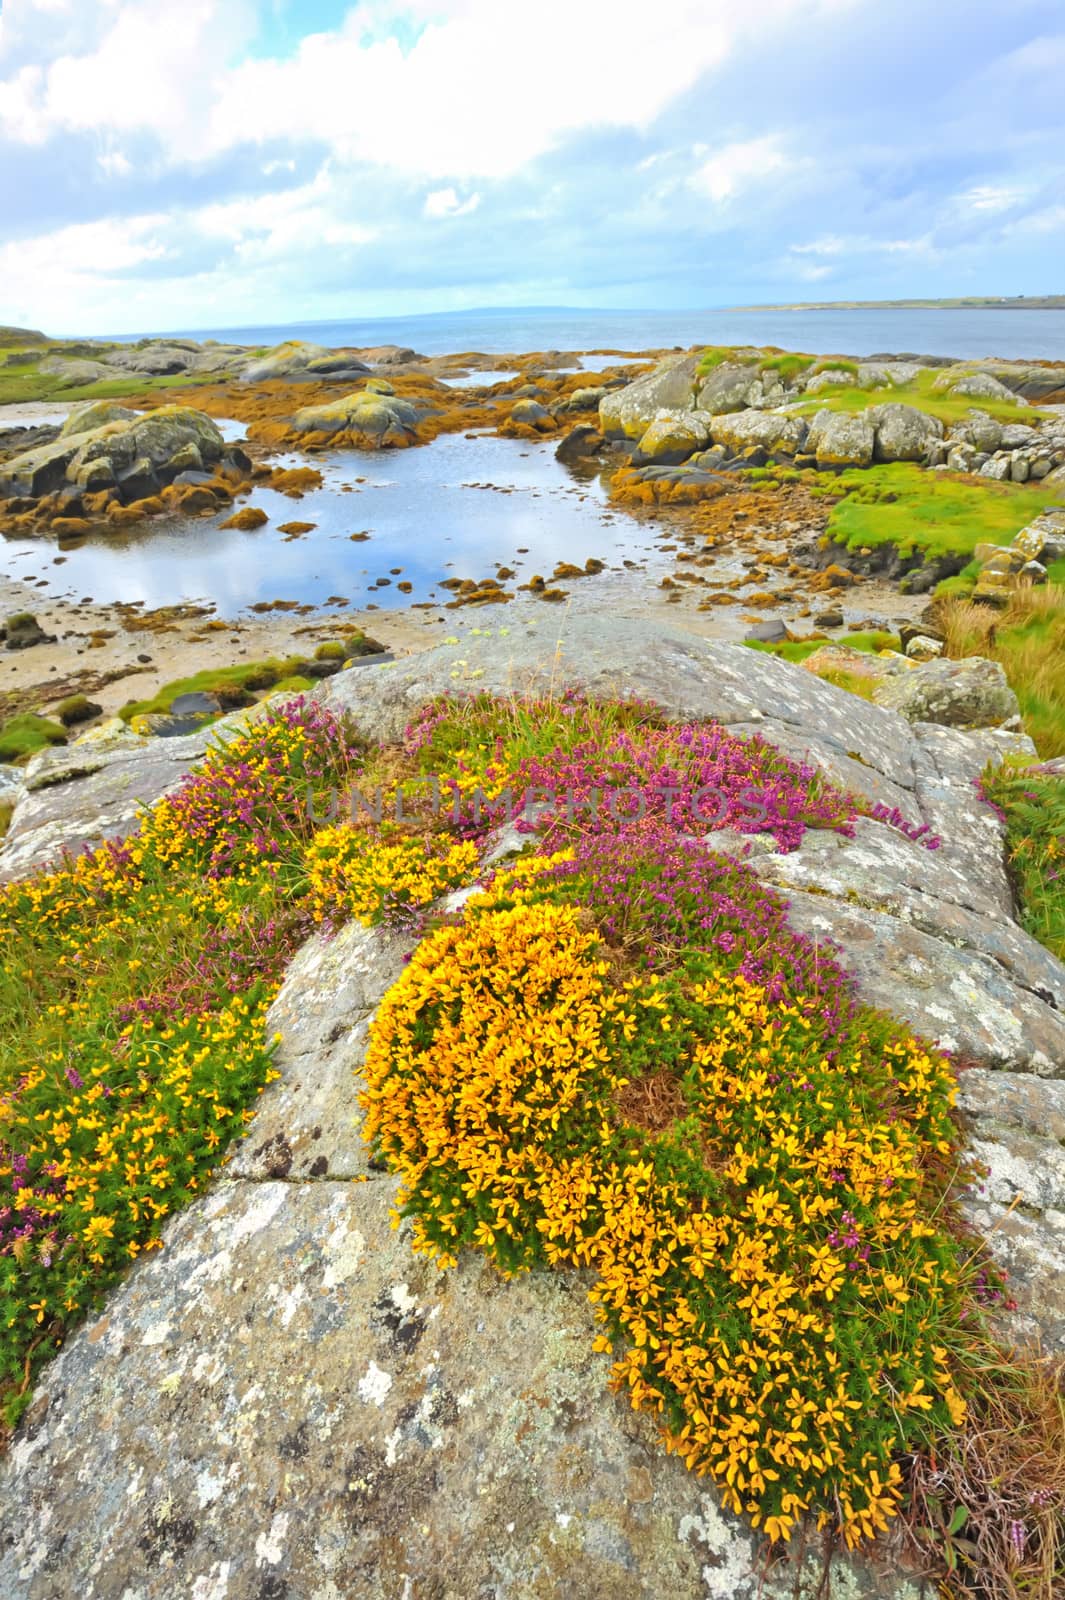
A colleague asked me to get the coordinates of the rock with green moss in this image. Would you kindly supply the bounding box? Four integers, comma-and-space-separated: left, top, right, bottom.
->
873, 655, 1019, 728
807, 409, 876, 467
58, 402, 140, 439
510, 397, 554, 429
933, 369, 1024, 404
633, 410, 710, 464
55, 695, 102, 728
0, 714, 66, 762
0, 406, 225, 500
237, 340, 366, 384
291, 390, 420, 446
868, 403, 944, 463
805, 367, 858, 394
3, 611, 55, 650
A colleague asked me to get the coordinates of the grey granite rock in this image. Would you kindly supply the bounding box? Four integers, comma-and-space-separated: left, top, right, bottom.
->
0, 724, 217, 882
0, 1178, 930, 1600
955, 1071, 1065, 1352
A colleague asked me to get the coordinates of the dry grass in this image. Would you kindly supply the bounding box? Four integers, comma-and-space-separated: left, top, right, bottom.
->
934, 583, 1065, 757
905, 1345, 1065, 1599
614, 1068, 688, 1133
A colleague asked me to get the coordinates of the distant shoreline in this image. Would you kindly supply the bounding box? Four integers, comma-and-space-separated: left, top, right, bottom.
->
731, 295, 1065, 312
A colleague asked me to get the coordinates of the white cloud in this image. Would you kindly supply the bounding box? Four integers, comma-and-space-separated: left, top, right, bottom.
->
791, 236, 847, 257
0, 63, 49, 142
195, 170, 378, 261
0, 213, 171, 328
97, 150, 133, 178
688, 135, 793, 202
957, 183, 1026, 213
0, 0, 856, 178
424, 186, 480, 218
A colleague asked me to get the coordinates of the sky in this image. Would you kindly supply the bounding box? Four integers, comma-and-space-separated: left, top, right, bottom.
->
0, 0, 1063, 336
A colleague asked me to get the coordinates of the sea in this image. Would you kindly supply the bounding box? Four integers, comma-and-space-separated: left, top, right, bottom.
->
108, 305, 1065, 364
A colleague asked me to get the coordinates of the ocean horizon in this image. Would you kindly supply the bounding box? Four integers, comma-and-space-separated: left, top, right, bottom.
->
95, 304, 1065, 363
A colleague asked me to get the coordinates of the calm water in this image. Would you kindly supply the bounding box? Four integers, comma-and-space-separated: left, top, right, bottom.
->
2, 433, 672, 613
108, 306, 1065, 362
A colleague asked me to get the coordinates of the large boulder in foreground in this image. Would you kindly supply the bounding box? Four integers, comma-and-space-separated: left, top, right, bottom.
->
708, 408, 807, 456
1, 617, 1062, 1600
0, 406, 226, 500
598, 353, 702, 438
632, 409, 711, 464
868, 403, 944, 462
57, 401, 140, 438
807, 408, 876, 466
873, 655, 1019, 729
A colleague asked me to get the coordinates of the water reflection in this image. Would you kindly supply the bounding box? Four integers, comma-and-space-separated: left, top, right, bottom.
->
1, 432, 668, 613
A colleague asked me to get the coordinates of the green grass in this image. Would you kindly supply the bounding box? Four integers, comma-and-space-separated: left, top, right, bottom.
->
982, 765, 1065, 961
0, 714, 66, 763
118, 640, 369, 723
269, 674, 314, 696
119, 659, 309, 722
811, 358, 859, 378
794, 366, 1043, 428
937, 585, 1065, 757
821, 464, 1061, 562
758, 353, 814, 384
745, 629, 900, 664
0, 358, 216, 408
695, 346, 758, 376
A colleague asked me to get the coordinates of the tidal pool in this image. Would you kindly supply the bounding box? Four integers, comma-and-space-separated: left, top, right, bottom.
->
1, 432, 672, 615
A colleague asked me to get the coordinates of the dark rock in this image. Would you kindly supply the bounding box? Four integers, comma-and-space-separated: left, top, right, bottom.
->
555, 424, 605, 465
3, 612, 55, 650
117, 457, 161, 503
899, 620, 944, 653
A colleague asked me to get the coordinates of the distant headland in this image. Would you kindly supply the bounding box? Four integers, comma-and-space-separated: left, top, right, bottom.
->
732, 294, 1065, 311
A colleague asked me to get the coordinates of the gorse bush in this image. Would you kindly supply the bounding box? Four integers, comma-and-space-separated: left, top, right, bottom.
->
362, 833, 970, 1549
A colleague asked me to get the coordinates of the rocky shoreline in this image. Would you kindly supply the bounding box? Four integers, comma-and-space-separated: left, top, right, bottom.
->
1, 331, 1064, 770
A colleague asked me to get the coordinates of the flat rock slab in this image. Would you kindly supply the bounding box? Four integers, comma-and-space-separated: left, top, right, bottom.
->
321, 616, 924, 785
0, 728, 217, 883
0, 709, 262, 883
227, 919, 411, 1181
955, 1071, 1065, 1353
0, 1176, 926, 1600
